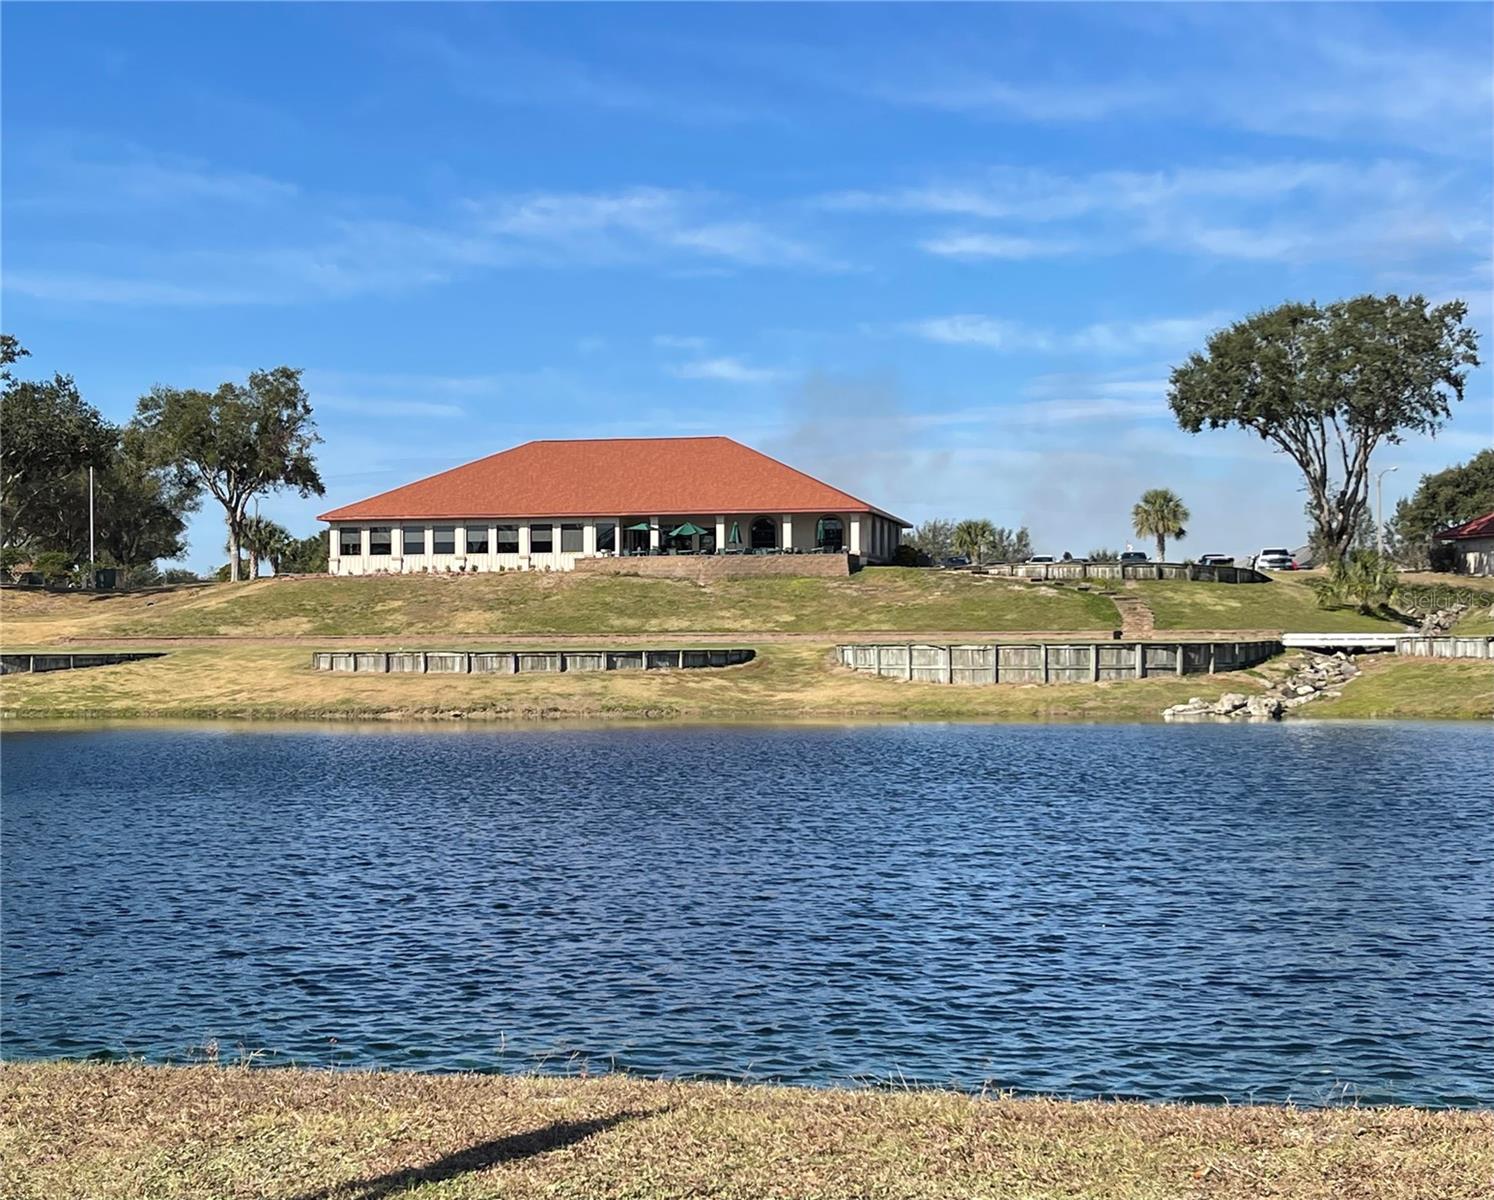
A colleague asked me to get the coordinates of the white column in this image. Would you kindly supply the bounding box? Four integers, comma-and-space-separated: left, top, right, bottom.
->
360, 527, 371, 557
454, 524, 466, 566
390, 524, 402, 571
715, 515, 726, 554
488, 525, 498, 564
424, 526, 433, 557
329, 525, 341, 568
781, 515, 794, 551
519, 523, 532, 558
649, 517, 660, 551
850, 515, 864, 555
583, 521, 597, 556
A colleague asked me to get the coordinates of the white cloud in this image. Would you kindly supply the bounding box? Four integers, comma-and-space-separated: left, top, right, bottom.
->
906, 313, 1227, 356
666, 356, 785, 384
919, 232, 1078, 260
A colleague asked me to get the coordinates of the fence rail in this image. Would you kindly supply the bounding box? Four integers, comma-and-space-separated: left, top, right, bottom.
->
837, 640, 1280, 685
311, 648, 755, 674
0, 651, 166, 675
1394, 635, 1494, 659
968, 562, 1269, 584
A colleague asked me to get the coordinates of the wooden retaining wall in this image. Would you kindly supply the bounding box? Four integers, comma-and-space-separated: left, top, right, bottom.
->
972, 562, 1269, 584
1394, 636, 1494, 659
312, 648, 756, 674
836, 640, 1280, 685
0, 651, 166, 675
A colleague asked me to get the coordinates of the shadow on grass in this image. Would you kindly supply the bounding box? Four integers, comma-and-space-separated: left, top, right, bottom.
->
286, 1108, 658, 1200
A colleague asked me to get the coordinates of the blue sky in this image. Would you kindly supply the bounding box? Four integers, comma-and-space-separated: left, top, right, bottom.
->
3, 2, 1491, 569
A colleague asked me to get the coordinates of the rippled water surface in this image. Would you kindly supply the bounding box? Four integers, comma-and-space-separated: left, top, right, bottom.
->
3, 722, 1491, 1105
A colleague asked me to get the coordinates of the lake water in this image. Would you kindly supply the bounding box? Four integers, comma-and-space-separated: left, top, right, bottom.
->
3, 721, 1491, 1106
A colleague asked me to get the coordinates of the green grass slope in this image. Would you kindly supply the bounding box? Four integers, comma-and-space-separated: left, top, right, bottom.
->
1135, 576, 1404, 632
1, 569, 1121, 641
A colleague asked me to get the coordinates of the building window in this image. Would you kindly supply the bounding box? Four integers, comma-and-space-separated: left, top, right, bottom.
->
496, 524, 520, 554
368, 527, 392, 556
403, 527, 425, 556
467, 527, 489, 554
530, 523, 553, 553
596, 522, 616, 552
339, 529, 361, 557
560, 523, 584, 553
817, 515, 844, 552
433, 526, 456, 555
750, 516, 778, 550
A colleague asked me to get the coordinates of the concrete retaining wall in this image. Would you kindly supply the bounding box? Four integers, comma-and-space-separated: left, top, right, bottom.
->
573, 554, 856, 581
312, 648, 756, 674
0, 651, 166, 675
837, 640, 1279, 685
1394, 635, 1494, 658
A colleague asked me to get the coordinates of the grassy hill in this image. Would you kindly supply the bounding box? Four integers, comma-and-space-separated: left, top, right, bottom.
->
1, 569, 1123, 642
0, 568, 1420, 645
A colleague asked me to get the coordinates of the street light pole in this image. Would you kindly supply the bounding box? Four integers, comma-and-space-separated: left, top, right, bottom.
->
88, 465, 96, 588
1375, 465, 1398, 558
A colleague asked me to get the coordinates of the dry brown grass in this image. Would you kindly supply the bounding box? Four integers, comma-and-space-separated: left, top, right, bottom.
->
2, 1062, 1488, 1200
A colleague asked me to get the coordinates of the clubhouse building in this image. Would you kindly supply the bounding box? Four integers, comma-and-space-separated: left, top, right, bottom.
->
319, 436, 908, 575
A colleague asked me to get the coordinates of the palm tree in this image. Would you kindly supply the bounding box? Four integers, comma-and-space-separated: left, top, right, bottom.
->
1131, 489, 1190, 561
236, 516, 293, 580
952, 518, 997, 563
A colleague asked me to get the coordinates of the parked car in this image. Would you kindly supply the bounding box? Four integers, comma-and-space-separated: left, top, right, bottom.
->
1026, 554, 1058, 564
940, 555, 971, 568
1119, 551, 1149, 563
1197, 554, 1235, 566
1252, 548, 1298, 571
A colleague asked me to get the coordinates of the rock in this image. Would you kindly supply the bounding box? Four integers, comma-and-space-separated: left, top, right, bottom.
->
1245, 695, 1284, 720
1294, 684, 1318, 696
1216, 692, 1248, 713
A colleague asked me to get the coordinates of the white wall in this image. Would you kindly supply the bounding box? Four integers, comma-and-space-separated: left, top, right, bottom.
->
328, 512, 901, 574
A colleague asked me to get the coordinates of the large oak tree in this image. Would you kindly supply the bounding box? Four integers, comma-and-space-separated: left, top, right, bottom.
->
1168, 295, 1479, 564
133, 367, 324, 581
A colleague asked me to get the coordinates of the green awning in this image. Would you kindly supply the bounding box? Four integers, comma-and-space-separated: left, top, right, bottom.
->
669, 522, 709, 537
625, 521, 652, 531
728, 522, 741, 544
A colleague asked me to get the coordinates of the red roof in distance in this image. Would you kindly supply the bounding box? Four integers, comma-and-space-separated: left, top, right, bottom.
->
1433, 510, 1494, 541
318, 437, 907, 524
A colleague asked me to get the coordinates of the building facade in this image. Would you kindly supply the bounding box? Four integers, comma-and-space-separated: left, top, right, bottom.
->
319, 437, 908, 576
1434, 511, 1494, 576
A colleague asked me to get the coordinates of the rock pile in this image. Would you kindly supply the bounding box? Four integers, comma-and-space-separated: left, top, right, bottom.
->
1162, 651, 1361, 722
1414, 604, 1469, 635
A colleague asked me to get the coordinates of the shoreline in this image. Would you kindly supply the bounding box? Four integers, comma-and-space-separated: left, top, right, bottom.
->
3, 1061, 1489, 1199
2, 642, 1489, 724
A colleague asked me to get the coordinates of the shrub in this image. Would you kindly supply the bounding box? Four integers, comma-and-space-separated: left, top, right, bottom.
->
1317, 549, 1399, 614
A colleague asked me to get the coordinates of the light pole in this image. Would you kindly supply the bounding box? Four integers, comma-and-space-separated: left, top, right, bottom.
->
1375, 466, 1398, 558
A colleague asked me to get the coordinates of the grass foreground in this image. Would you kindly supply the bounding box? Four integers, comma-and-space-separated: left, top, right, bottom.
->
2, 1062, 1490, 1200
1, 641, 1490, 722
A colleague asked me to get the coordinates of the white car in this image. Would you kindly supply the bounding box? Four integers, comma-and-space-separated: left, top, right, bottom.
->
1026, 554, 1058, 564
1252, 548, 1297, 571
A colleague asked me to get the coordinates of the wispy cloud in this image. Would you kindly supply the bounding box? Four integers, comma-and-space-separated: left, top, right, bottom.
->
907, 313, 1227, 356
919, 232, 1078, 260
666, 356, 785, 384
653, 334, 709, 350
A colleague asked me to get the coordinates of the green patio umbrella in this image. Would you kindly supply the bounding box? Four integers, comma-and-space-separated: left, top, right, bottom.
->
727, 522, 741, 544
624, 521, 652, 531
669, 522, 709, 537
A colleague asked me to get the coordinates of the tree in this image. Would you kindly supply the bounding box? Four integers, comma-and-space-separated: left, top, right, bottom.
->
132, 367, 323, 581
1131, 488, 1189, 561
89, 434, 200, 585
278, 531, 329, 574
1168, 295, 1480, 564
0, 338, 115, 551
952, 518, 997, 562
908, 518, 955, 561
1305, 499, 1373, 568
237, 515, 294, 579
1086, 547, 1122, 562
990, 525, 1032, 562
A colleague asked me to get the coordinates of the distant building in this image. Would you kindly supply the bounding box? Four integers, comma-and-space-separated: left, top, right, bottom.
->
1433, 511, 1494, 576
318, 436, 907, 575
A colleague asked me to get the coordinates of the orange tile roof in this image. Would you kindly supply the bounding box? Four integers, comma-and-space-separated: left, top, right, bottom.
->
318, 437, 906, 523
